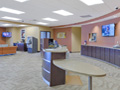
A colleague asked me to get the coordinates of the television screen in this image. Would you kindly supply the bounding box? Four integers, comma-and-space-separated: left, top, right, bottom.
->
2, 32, 12, 37
102, 23, 115, 36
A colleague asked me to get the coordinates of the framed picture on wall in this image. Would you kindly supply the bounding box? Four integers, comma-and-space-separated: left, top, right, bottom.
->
57, 32, 66, 38
21, 30, 25, 39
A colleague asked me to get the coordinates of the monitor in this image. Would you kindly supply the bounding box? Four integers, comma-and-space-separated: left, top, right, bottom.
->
2, 32, 12, 37
102, 23, 115, 36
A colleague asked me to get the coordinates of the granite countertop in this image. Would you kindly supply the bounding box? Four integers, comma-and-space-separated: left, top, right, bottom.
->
82, 45, 120, 50
43, 46, 68, 53
53, 59, 106, 77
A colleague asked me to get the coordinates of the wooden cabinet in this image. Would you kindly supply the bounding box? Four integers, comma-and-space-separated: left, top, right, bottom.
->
81, 45, 120, 67
42, 51, 66, 86
17, 43, 27, 51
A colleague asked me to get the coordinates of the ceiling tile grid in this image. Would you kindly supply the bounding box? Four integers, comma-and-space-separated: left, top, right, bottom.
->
0, 0, 120, 26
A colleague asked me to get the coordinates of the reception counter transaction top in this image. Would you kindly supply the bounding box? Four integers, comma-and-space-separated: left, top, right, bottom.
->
43, 46, 68, 53
53, 59, 106, 90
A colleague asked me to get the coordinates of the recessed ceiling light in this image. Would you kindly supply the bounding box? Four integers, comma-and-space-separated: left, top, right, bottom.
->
80, 0, 104, 6
42, 18, 58, 21
2, 16, 21, 21
1, 24, 12, 26
53, 10, 73, 16
15, 0, 29, 3
36, 22, 48, 25
0, 7, 25, 14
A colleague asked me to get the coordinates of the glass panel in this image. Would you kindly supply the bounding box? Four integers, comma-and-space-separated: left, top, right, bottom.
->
41, 32, 46, 38
47, 32, 50, 38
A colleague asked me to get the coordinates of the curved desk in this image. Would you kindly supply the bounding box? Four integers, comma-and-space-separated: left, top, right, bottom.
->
53, 59, 106, 90
42, 47, 68, 86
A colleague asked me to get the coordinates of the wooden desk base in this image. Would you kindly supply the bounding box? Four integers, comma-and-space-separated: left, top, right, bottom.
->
66, 75, 83, 85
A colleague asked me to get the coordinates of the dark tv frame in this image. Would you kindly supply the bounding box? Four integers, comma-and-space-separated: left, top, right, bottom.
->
101, 23, 115, 37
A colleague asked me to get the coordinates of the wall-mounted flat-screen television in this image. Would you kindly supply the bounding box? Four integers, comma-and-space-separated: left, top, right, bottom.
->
102, 23, 115, 36
2, 32, 12, 37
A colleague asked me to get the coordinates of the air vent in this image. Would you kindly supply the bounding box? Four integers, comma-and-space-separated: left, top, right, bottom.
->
80, 15, 92, 18
32, 19, 38, 21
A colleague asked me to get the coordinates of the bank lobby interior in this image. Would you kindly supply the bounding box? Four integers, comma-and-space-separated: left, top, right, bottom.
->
0, 0, 120, 90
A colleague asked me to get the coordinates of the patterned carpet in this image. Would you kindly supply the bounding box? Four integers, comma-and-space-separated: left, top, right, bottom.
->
0, 52, 120, 90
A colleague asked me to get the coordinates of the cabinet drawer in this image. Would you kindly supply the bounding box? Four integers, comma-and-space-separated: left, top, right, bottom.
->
42, 68, 50, 82
42, 59, 51, 71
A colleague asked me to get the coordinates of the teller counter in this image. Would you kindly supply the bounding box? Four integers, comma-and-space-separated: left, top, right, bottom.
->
81, 45, 120, 67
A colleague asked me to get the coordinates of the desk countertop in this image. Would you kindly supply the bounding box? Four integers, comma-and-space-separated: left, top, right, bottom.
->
82, 45, 120, 50
43, 47, 68, 53
53, 59, 106, 77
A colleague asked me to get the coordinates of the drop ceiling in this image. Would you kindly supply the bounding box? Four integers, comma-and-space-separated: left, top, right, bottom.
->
0, 0, 120, 27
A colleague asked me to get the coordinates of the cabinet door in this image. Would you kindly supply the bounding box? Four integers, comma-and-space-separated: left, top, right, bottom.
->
88, 46, 92, 56
91, 46, 96, 57
95, 47, 101, 59
81, 45, 84, 55
81, 45, 87, 55
104, 48, 110, 62
114, 50, 120, 66
100, 47, 105, 60
84, 46, 88, 55
109, 49, 115, 64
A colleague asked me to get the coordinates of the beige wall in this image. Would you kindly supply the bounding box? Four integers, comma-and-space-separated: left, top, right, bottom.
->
6, 26, 81, 52
71, 27, 81, 52
6, 27, 21, 46
6, 26, 53, 51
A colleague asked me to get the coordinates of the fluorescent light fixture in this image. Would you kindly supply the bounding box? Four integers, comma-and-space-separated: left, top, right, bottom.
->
19, 25, 27, 26
15, 0, 29, 3
36, 22, 48, 25
42, 17, 58, 21
1, 24, 12, 26
2, 16, 21, 21
0, 7, 25, 14
80, 0, 104, 6
53, 10, 73, 16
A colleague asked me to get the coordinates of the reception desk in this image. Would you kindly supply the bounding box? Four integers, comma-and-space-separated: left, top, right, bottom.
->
42, 47, 68, 86
81, 45, 120, 67
0, 46, 17, 56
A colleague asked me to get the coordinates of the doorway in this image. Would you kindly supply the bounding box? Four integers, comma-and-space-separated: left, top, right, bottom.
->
40, 31, 51, 51
40, 31, 51, 39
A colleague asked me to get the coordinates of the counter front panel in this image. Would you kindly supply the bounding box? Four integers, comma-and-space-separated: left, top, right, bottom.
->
42, 51, 66, 86
81, 45, 120, 67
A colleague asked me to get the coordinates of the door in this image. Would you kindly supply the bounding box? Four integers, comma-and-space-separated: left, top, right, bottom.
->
40, 31, 51, 51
